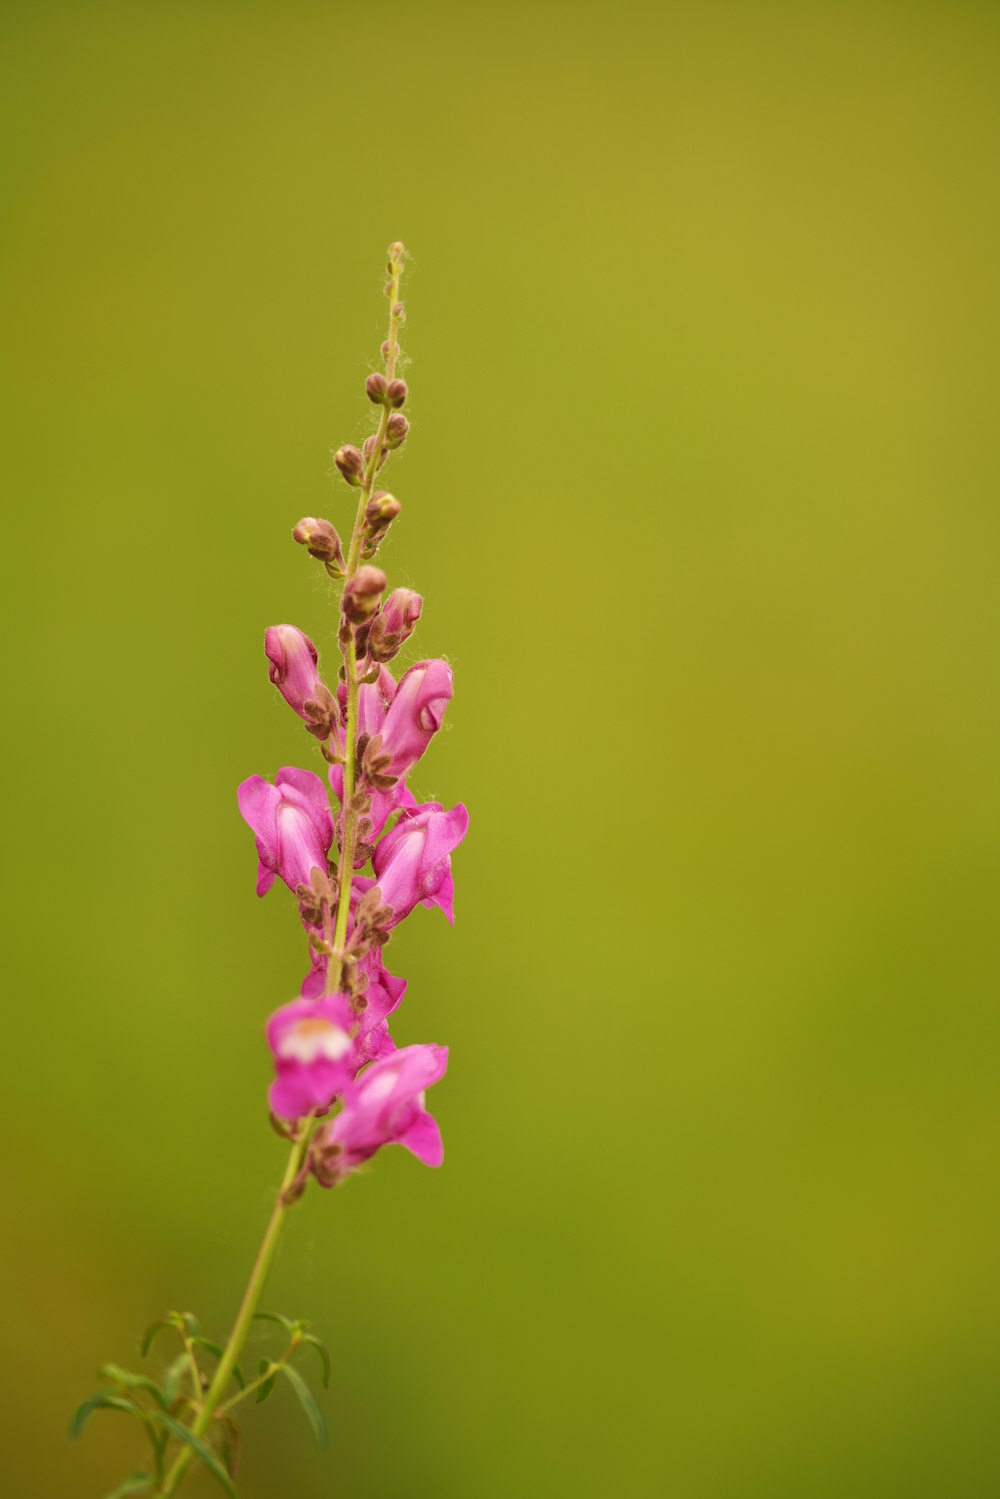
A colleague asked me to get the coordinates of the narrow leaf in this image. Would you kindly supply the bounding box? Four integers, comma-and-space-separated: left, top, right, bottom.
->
99, 1364, 169, 1408
252, 1311, 297, 1333
151, 1413, 237, 1498
140, 1320, 172, 1358
281, 1363, 329, 1450
163, 1352, 193, 1410
180, 1312, 202, 1337
193, 1335, 225, 1358
218, 1415, 242, 1479
103, 1473, 153, 1498
299, 1334, 332, 1389
255, 1360, 278, 1405
69, 1392, 142, 1440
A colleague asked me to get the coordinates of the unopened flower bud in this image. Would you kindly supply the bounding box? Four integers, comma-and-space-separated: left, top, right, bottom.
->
292, 516, 344, 566
365, 491, 401, 527
368, 588, 423, 662
384, 588, 422, 634
392, 302, 406, 321
386, 379, 408, 409
385, 413, 409, 449
366, 372, 388, 404
334, 444, 364, 486
342, 565, 387, 625
381, 340, 391, 359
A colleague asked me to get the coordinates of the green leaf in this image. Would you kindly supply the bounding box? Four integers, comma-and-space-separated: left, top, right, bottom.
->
254, 1359, 278, 1405
193, 1335, 225, 1358
192, 1337, 245, 1388
252, 1311, 297, 1333
163, 1351, 193, 1409
103, 1473, 154, 1498
218, 1415, 242, 1480
280, 1363, 329, 1450
298, 1334, 332, 1389
140, 1320, 173, 1358
69, 1391, 142, 1441
151, 1413, 237, 1498
180, 1312, 201, 1337
99, 1364, 169, 1409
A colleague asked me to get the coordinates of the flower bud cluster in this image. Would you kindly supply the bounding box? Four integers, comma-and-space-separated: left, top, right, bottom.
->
366, 372, 408, 409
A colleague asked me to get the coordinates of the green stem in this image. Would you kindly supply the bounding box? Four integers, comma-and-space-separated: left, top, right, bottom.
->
156, 1123, 315, 1496
216, 1362, 275, 1417
178, 1332, 203, 1407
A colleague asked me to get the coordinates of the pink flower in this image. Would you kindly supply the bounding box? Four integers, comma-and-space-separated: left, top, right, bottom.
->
237, 767, 333, 897
379, 660, 453, 779
267, 993, 357, 1120
354, 663, 397, 739
301, 945, 406, 1073
314, 1043, 448, 1184
265, 625, 337, 739
329, 659, 452, 838
372, 802, 470, 924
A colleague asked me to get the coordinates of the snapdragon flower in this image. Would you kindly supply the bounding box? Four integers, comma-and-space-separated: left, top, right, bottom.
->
237, 767, 333, 897
371, 801, 470, 924
312, 1044, 449, 1185
325, 656, 454, 836
267, 993, 357, 1119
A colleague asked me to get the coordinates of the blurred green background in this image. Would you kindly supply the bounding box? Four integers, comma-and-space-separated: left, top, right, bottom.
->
2, 2, 999, 1495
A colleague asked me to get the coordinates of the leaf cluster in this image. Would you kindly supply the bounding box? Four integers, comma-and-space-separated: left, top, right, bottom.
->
70, 1308, 331, 1496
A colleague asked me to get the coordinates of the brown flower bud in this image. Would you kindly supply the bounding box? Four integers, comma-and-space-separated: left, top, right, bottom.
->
366, 372, 388, 404
342, 565, 386, 625
386, 379, 408, 409
292, 516, 343, 566
385, 413, 409, 449
381, 340, 392, 359
365, 491, 401, 527
334, 444, 364, 486
392, 302, 406, 323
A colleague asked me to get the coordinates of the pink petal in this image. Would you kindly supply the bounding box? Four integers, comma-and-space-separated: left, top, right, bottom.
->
400, 1110, 443, 1167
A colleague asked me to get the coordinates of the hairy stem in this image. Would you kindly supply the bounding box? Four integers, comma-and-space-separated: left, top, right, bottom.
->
327, 247, 405, 992
156, 1122, 315, 1496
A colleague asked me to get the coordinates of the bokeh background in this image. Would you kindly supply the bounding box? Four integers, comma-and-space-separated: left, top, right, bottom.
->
3, 2, 1000, 1495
